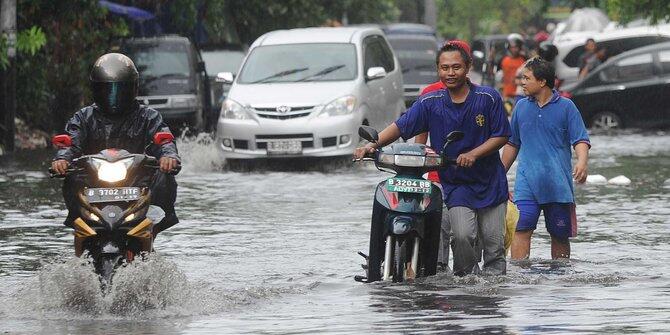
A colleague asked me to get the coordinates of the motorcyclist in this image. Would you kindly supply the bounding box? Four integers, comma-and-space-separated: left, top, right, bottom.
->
51, 53, 180, 236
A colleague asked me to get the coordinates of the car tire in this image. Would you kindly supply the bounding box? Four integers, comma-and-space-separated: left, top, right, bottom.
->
591, 111, 622, 130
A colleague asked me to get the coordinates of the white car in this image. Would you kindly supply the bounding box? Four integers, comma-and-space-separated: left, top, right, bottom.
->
215, 27, 405, 160
554, 23, 670, 85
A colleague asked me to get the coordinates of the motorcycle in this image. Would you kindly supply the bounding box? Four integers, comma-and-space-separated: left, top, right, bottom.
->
49, 132, 179, 287
354, 126, 463, 283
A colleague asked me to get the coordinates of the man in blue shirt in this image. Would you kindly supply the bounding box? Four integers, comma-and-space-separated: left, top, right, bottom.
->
354, 42, 511, 276
502, 57, 590, 260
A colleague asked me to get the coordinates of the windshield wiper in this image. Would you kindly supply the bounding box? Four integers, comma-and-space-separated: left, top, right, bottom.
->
251, 67, 309, 83
296, 64, 346, 82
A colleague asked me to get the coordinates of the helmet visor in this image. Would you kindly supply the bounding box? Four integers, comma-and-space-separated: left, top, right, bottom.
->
92, 81, 137, 115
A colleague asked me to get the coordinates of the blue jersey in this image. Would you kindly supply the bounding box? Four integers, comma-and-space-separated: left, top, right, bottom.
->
508, 90, 590, 204
395, 84, 511, 209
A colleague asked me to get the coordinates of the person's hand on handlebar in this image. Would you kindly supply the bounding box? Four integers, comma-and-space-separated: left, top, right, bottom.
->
159, 157, 179, 173
51, 159, 70, 175
353, 144, 376, 160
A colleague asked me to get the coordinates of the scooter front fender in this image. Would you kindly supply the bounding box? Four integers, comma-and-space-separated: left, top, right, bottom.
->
374, 180, 443, 214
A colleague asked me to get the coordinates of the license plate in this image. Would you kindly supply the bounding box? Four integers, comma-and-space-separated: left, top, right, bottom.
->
267, 140, 302, 155
386, 178, 432, 194
85, 187, 141, 203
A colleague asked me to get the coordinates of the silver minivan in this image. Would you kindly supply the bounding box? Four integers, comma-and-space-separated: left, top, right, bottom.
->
216, 27, 405, 160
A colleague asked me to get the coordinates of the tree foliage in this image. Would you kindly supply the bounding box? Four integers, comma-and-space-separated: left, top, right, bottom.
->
606, 0, 670, 24
436, 0, 549, 41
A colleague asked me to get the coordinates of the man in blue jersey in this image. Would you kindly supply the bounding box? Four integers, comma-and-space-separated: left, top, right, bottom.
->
501, 57, 590, 260
354, 42, 511, 276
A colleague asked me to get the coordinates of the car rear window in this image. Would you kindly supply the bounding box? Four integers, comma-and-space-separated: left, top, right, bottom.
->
601, 53, 654, 82
658, 49, 670, 73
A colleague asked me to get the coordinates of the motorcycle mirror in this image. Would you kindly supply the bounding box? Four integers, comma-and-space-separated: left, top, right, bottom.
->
442, 131, 464, 152
358, 126, 379, 144
52, 134, 72, 148
153, 132, 174, 145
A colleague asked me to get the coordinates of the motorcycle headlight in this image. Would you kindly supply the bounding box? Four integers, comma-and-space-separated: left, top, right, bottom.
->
394, 155, 425, 167
378, 153, 394, 164
318, 95, 356, 118
93, 157, 133, 183
221, 99, 251, 120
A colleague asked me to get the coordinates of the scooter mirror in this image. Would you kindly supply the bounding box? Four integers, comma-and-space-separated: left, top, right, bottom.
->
153, 132, 175, 145
358, 126, 379, 144
442, 131, 464, 152
52, 134, 72, 148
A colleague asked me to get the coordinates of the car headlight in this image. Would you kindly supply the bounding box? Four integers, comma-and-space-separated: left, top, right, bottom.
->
172, 95, 198, 108
92, 157, 133, 183
318, 95, 356, 118
221, 99, 251, 120
394, 155, 425, 167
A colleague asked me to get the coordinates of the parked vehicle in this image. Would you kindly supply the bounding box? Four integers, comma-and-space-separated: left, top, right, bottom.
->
119, 36, 211, 132
562, 42, 670, 130
201, 44, 247, 127
49, 132, 180, 288
216, 27, 405, 161
354, 126, 463, 283
382, 23, 439, 40
553, 23, 670, 86
386, 34, 438, 107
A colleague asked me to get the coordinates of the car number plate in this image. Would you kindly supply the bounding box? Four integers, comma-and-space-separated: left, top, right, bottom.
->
267, 140, 302, 155
86, 187, 141, 203
386, 178, 432, 194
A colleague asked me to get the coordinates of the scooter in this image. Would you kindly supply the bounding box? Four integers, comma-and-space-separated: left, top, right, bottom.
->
354, 126, 463, 283
49, 132, 179, 287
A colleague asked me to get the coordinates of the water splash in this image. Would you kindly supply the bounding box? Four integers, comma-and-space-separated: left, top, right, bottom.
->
175, 132, 223, 173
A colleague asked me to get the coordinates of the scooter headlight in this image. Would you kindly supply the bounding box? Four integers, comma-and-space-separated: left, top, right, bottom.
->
378, 153, 395, 164
394, 155, 425, 167
92, 157, 133, 183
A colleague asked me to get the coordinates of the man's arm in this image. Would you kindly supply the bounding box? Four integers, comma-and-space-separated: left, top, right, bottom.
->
456, 136, 508, 168
145, 109, 180, 172
501, 144, 519, 172
353, 123, 402, 159
414, 132, 428, 144
52, 111, 87, 174
573, 142, 589, 183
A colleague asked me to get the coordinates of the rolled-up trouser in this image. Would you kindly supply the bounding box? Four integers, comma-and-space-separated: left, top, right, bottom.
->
62, 171, 178, 233
449, 202, 506, 276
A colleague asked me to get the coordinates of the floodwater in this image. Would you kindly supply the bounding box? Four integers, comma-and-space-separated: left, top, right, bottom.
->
1, 131, 670, 334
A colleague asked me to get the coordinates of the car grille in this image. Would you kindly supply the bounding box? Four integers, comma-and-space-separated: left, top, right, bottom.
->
321, 137, 337, 147
145, 98, 169, 105
255, 134, 314, 149
233, 139, 248, 150
252, 106, 315, 120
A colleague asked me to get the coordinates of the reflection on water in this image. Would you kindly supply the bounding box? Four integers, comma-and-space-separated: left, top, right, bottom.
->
1, 131, 670, 334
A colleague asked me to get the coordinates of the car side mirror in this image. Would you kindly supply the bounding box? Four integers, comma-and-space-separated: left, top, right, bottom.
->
358, 126, 379, 144
441, 131, 464, 152
153, 132, 175, 145
216, 72, 234, 84
197, 61, 206, 73
52, 134, 72, 148
366, 67, 387, 81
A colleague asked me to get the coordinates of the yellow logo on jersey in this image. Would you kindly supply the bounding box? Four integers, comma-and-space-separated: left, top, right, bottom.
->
476, 114, 485, 127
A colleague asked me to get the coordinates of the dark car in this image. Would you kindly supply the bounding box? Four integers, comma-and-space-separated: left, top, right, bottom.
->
386, 34, 438, 107
201, 44, 246, 126
563, 42, 670, 130
119, 35, 211, 132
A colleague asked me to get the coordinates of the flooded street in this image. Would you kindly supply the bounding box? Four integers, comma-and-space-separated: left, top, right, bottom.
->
1, 131, 670, 334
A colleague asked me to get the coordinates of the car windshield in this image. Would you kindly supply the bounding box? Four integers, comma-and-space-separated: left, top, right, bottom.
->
123, 41, 193, 95
237, 43, 357, 84
387, 38, 436, 72
202, 50, 246, 75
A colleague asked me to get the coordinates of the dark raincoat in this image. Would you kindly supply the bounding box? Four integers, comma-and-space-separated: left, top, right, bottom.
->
55, 102, 180, 233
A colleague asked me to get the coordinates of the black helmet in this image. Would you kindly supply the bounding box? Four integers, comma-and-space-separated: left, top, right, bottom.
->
90, 53, 139, 116
538, 42, 558, 62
